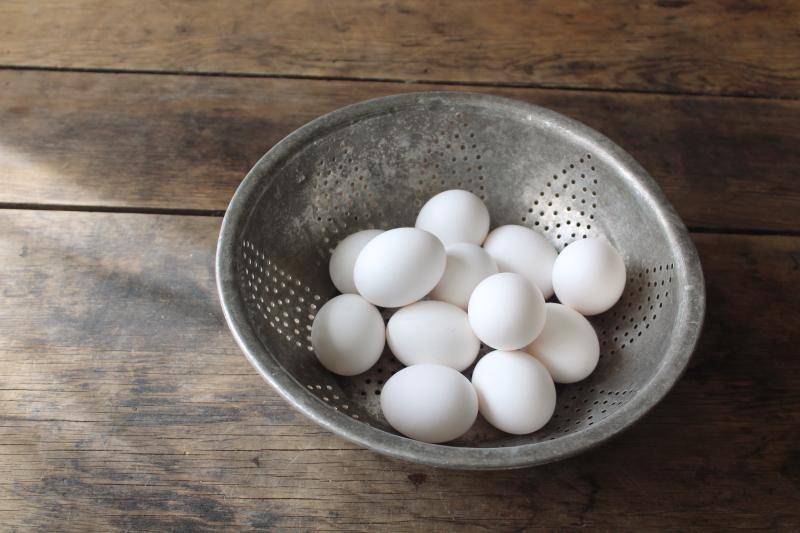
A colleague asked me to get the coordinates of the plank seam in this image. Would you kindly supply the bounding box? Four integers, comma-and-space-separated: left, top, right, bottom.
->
0, 202, 225, 217
0, 64, 796, 102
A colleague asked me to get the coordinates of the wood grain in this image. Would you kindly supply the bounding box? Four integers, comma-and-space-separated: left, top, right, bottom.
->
1, 0, 799, 98
1, 209, 798, 531
2, 70, 799, 232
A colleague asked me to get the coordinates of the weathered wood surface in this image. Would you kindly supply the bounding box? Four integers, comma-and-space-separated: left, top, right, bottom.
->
1, 210, 798, 531
1, 0, 799, 98
2, 70, 799, 232
2, 0, 798, 528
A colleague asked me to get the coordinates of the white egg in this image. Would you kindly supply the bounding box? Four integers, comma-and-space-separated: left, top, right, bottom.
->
429, 243, 498, 309
415, 189, 490, 246
552, 237, 626, 315
468, 272, 546, 350
482, 224, 558, 298
471, 350, 556, 434
354, 227, 446, 307
380, 364, 478, 443
310, 294, 385, 376
328, 229, 384, 294
526, 303, 600, 383
386, 300, 480, 371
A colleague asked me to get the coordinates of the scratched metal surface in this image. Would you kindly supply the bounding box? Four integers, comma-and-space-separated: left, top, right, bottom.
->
216, 92, 705, 469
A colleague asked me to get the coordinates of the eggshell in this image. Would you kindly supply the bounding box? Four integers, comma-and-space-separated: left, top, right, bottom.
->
471, 350, 556, 434
386, 300, 480, 371
310, 294, 385, 376
380, 364, 478, 443
526, 303, 600, 383
483, 224, 558, 298
468, 272, 546, 350
552, 237, 626, 315
354, 227, 446, 308
329, 229, 384, 294
415, 189, 490, 246
429, 243, 498, 309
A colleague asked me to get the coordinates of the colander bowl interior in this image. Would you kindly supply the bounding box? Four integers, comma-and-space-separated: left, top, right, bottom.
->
216, 92, 705, 469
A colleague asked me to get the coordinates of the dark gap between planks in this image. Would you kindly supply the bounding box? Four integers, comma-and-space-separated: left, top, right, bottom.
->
0, 64, 797, 102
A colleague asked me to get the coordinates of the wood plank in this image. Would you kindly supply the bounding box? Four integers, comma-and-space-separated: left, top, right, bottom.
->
1, 209, 798, 531
2, 70, 799, 232
1, 0, 798, 97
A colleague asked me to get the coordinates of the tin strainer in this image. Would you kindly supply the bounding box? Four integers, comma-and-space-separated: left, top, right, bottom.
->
216, 92, 705, 469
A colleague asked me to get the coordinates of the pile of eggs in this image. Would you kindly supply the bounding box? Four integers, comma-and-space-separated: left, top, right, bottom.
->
311, 189, 626, 443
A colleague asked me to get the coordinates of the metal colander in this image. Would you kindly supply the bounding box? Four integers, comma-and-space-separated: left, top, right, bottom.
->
216, 92, 705, 469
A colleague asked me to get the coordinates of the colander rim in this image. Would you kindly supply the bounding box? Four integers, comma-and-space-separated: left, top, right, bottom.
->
216, 91, 705, 469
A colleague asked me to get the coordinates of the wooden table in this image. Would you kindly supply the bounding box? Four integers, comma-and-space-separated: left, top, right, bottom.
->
1, 2, 799, 530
